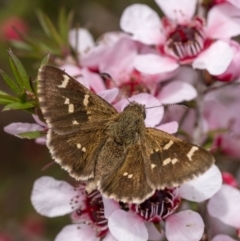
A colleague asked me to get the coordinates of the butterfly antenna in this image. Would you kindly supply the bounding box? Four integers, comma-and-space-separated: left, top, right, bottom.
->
41, 161, 56, 171
100, 73, 131, 104
145, 102, 189, 110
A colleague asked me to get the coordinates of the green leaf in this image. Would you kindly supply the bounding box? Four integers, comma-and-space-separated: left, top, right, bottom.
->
8, 50, 33, 92
40, 53, 50, 66
0, 69, 21, 94
3, 102, 34, 111
37, 10, 63, 46
0, 94, 19, 102
17, 131, 45, 139
0, 99, 14, 104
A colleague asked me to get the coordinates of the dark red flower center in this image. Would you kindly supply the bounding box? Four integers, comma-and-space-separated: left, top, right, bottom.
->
131, 189, 180, 222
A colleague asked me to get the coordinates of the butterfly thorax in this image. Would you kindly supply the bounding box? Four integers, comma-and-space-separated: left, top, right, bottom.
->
107, 102, 146, 147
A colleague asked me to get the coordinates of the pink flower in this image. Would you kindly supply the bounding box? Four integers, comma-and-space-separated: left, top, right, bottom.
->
208, 184, 240, 229
3, 115, 47, 145
214, 40, 240, 82
203, 84, 240, 157
120, 1, 240, 75
0, 16, 28, 41
212, 234, 238, 241
31, 164, 221, 241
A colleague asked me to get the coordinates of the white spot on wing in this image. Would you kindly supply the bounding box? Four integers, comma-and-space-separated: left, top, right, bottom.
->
171, 158, 178, 165
187, 146, 199, 161
128, 174, 133, 178
77, 143, 81, 149
163, 140, 174, 150
83, 95, 90, 107
58, 75, 69, 88
64, 98, 70, 104
72, 120, 79, 125
68, 104, 74, 113
123, 172, 128, 176
151, 164, 156, 169
163, 158, 172, 166
82, 147, 86, 152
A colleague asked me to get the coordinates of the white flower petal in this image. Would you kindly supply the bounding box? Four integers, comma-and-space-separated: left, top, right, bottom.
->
120, 4, 163, 45
55, 224, 99, 241
4, 122, 44, 136
97, 88, 119, 104
192, 40, 234, 75
108, 209, 148, 241
227, 0, 240, 9
158, 81, 197, 104
212, 234, 238, 241
179, 165, 222, 202
134, 54, 179, 75
206, 3, 240, 39
155, 0, 198, 23
156, 121, 178, 134
207, 184, 240, 228
165, 210, 204, 241
69, 28, 95, 54
102, 196, 120, 219
31, 176, 83, 217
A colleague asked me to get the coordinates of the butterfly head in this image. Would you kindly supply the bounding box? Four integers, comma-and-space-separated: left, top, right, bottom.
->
123, 102, 146, 120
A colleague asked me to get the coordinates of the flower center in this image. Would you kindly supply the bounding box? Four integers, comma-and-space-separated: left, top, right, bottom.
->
131, 189, 180, 222
163, 18, 209, 62
75, 190, 108, 237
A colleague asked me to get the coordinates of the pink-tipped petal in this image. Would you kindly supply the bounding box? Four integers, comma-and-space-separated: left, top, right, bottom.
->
212, 235, 238, 241
192, 40, 234, 75
155, 0, 198, 23
179, 165, 222, 202
165, 210, 204, 241
207, 184, 240, 228
206, 3, 240, 39
31, 176, 83, 217
97, 88, 119, 104
55, 224, 99, 241
227, 0, 240, 9
158, 81, 197, 104
102, 196, 120, 219
4, 122, 44, 136
108, 209, 148, 241
120, 4, 164, 45
134, 54, 179, 75
69, 28, 95, 54
156, 121, 179, 134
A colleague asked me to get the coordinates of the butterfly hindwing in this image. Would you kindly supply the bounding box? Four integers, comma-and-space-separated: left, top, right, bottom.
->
145, 128, 215, 189
38, 65, 117, 134
98, 142, 154, 203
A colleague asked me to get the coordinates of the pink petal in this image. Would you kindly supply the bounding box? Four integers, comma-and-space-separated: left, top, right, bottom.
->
55, 224, 99, 241
82, 68, 106, 92
97, 88, 119, 104
35, 137, 46, 145
104, 232, 118, 241
165, 210, 204, 241
134, 54, 179, 75
192, 40, 234, 75
120, 4, 164, 45
155, 0, 198, 24
102, 196, 120, 219
69, 28, 94, 54
212, 234, 238, 241
31, 176, 84, 217
158, 81, 197, 104
156, 121, 178, 134
145, 222, 164, 241
179, 165, 222, 202
227, 0, 240, 9
32, 114, 46, 127
114, 93, 164, 127
207, 184, 240, 228
99, 37, 137, 82
4, 122, 44, 136
206, 3, 240, 39
108, 209, 148, 241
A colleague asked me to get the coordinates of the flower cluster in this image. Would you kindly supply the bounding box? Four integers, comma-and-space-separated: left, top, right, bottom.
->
2, 0, 240, 240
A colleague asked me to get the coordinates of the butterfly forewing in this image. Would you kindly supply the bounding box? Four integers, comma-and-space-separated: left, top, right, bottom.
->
145, 128, 215, 189
38, 65, 117, 134
37, 65, 117, 180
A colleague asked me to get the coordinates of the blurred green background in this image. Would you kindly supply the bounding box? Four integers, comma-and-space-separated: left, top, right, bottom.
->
0, 0, 162, 240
